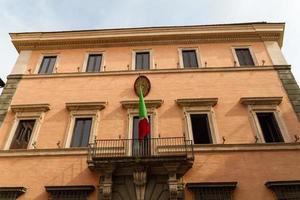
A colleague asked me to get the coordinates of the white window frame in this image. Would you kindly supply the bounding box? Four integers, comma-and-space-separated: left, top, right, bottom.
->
35, 53, 60, 74
131, 49, 153, 70
231, 46, 258, 67
82, 51, 105, 72
178, 47, 202, 69
4, 111, 45, 150
183, 106, 220, 144
248, 105, 290, 143
64, 110, 100, 148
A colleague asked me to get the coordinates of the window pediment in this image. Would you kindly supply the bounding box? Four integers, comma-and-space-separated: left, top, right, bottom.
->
66, 102, 107, 111
121, 99, 163, 109
239, 97, 282, 105
176, 98, 218, 107
10, 104, 50, 113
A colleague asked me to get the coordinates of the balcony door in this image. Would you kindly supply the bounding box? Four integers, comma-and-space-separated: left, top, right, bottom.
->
132, 116, 151, 156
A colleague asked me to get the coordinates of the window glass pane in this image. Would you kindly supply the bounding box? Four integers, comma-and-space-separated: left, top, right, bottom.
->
46, 57, 56, 73
142, 53, 150, 69
38, 56, 56, 74
235, 48, 254, 66
257, 112, 283, 143
71, 118, 92, 147
86, 56, 95, 72
135, 52, 149, 70
10, 120, 36, 149
190, 114, 212, 144
81, 119, 92, 146
182, 50, 198, 68
86, 54, 102, 72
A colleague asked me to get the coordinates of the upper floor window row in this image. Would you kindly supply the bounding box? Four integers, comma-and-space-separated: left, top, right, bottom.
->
37, 47, 257, 74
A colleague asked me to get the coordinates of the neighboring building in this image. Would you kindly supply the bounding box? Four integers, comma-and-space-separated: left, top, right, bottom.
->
0, 22, 300, 200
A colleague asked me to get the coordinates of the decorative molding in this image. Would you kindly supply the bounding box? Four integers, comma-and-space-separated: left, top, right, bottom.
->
186, 182, 237, 189
45, 185, 95, 192
192, 143, 300, 152
239, 97, 282, 105
265, 180, 300, 188
19, 65, 278, 80
66, 101, 107, 111
10, 103, 50, 113
176, 98, 218, 107
133, 171, 147, 200
0, 148, 88, 157
1, 143, 299, 158
121, 99, 163, 109
10, 22, 285, 52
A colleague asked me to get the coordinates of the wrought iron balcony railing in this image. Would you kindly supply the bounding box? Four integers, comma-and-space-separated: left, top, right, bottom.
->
87, 137, 194, 163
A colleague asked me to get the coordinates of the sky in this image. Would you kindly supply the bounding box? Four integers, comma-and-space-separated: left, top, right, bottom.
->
0, 0, 299, 84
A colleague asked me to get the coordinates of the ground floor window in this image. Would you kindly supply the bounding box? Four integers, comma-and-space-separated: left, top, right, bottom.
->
187, 182, 237, 200
266, 180, 300, 200
45, 185, 94, 200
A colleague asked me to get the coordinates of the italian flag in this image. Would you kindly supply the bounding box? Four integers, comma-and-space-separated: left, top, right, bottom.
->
138, 87, 150, 140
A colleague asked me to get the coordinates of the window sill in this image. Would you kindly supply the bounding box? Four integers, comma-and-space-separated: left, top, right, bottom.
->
0, 147, 88, 157
193, 142, 300, 152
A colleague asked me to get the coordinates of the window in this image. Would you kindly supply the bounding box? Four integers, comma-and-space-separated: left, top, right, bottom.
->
70, 118, 92, 147
190, 114, 212, 144
65, 102, 106, 148
266, 181, 300, 200
45, 185, 95, 200
235, 48, 255, 66
9, 120, 36, 149
0, 187, 26, 200
86, 54, 102, 72
239, 97, 290, 143
38, 56, 56, 74
4, 104, 50, 150
187, 182, 237, 200
256, 112, 284, 143
182, 50, 198, 68
176, 98, 219, 144
135, 52, 150, 70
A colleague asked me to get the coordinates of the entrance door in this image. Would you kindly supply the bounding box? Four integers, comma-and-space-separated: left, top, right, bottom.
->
132, 116, 151, 156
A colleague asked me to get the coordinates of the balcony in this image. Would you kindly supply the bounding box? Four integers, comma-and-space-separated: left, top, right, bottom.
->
87, 137, 194, 175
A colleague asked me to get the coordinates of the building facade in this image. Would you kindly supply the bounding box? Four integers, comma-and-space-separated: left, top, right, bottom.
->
0, 22, 300, 200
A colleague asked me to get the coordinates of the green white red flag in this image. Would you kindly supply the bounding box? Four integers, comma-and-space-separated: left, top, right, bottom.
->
138, 87, 150, 140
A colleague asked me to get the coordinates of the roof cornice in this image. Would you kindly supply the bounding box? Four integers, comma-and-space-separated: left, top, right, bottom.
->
10, 22, 285, 52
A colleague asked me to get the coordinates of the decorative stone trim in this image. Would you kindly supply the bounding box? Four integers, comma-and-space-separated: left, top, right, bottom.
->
274, 65, 300, 121
0, 187, 26, 199
10, 103, 50, 113
66, 102, 107, 111
121, 99, 163, 109
0, 75, 23, 127
176, 98, 218, 107
239, 97, 282, 105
